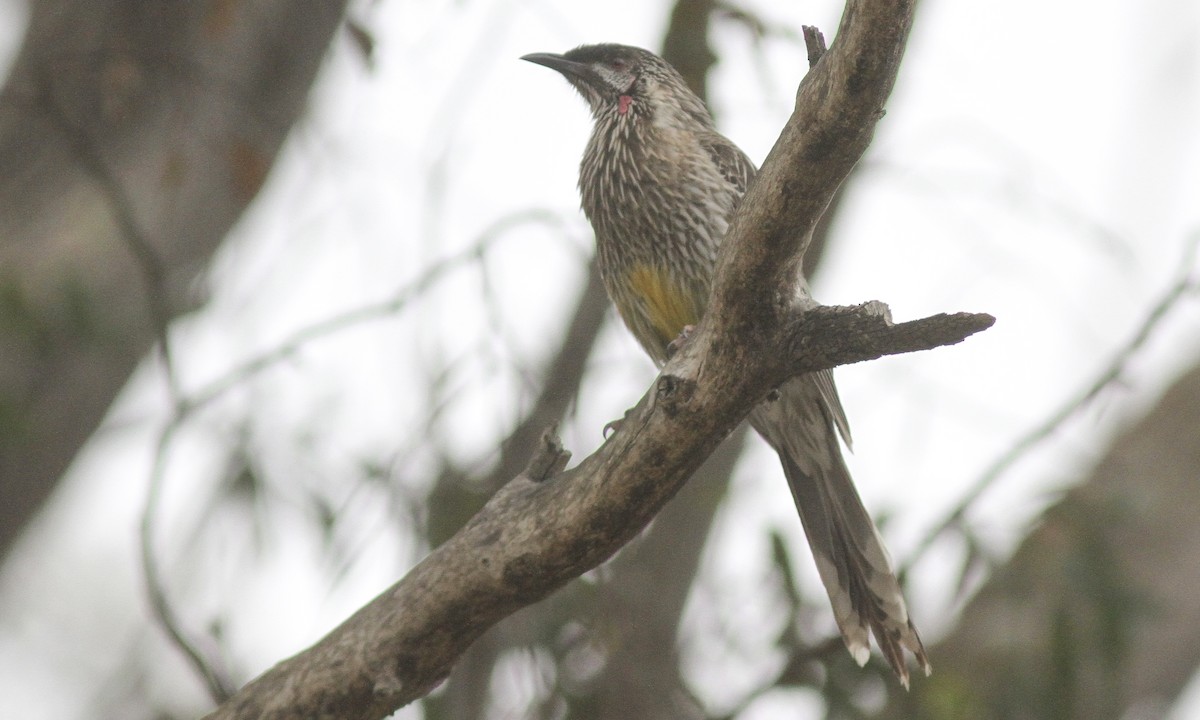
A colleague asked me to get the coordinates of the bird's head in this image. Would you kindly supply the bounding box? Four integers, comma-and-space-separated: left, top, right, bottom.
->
522, 43, 710, 126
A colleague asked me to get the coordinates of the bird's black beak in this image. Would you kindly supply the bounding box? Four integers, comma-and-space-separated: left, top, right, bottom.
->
521, 52, 594, 84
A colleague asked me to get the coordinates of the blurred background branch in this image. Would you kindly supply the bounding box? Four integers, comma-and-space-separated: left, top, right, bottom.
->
1, 0, 1198, 718
0, 0, 350, 561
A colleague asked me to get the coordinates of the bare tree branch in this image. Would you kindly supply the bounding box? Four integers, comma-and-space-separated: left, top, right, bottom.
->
582, 428, 749, 720
662, 0, 717, 101
202, 1, 995, 717
206, 306, 988, 719
699, 1, 914, 340
138, 212, 557, 700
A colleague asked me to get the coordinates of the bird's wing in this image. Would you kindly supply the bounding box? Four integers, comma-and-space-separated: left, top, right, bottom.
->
703, 131, 854, 449
813, 369, 853, 449
701, 132, 758, 196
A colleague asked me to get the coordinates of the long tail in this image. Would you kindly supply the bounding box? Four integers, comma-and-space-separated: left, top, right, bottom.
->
749, 371, 930, 687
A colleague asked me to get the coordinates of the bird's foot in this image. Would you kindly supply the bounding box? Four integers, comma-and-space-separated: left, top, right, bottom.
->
666, 324, 696, 359
603, 408, 636, 438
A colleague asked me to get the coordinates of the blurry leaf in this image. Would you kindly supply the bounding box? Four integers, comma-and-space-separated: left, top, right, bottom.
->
312, 493, 338, 546
770, 526, 803, 613
208, 615, 227, 642
951, 528, 985, 602
226, 461, 262, 503
715, 2, 769, 42
345, 17, 376, 68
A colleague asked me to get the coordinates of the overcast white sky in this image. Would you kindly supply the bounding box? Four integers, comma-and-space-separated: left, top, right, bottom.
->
1, 0, 1198, 718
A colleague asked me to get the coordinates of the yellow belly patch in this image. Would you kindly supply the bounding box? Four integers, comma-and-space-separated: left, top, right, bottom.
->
625, 265, 702, 349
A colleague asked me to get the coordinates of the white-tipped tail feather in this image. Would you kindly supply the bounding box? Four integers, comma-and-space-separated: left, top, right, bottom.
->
750, 371, 930, 687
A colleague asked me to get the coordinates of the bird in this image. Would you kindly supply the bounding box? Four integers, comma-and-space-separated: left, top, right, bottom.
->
521, 43, 930, 686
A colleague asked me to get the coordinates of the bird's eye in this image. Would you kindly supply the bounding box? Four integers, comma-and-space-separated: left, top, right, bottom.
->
610, 59, 626, 71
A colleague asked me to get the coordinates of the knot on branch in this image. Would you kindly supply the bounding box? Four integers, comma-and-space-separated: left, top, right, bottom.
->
524, 426, 570, 482
655, 374, 697, 418
861, 299, 892, 322
373, 667, 405, 698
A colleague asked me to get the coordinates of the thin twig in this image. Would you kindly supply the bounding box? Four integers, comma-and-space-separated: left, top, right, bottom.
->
187, 210, 562, 411
802, 25, 827, 67
30, 69, 235, 699
139, 416, 236, 701
135, 210, 560, 697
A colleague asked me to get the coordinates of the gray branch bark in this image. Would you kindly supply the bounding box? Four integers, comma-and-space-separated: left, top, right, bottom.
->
201, 2, 996, 717
0, 0, 349, 561
207, 306, 989, 719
